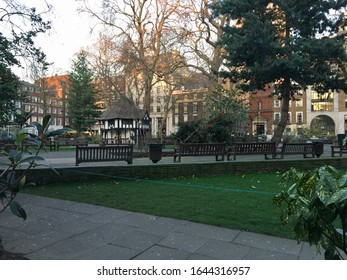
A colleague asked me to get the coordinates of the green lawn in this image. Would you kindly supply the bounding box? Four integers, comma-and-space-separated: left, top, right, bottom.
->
23, 171, 296, 239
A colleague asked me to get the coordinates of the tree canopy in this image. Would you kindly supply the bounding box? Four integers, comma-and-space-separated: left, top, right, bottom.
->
67, 51, 101, 133
0, 0, 51, 125
213, 0, 347, 143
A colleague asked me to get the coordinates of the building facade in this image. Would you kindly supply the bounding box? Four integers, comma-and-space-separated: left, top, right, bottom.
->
18, 76, 69, 131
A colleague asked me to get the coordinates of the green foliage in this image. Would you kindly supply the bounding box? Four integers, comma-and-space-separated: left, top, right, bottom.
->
175, 86, 249, 143
174, 121, 207, 143
0, 63, 20, 124
67, 51, 101, 134
205, 86, 249, 141
214, 0, 347, 93
206, 113, 233, 143
213, 0, 347, 141
0, 1, 51, 125
274, 166, 347, 259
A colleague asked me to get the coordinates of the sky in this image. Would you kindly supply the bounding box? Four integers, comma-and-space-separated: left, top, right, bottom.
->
16, 0, 98, 80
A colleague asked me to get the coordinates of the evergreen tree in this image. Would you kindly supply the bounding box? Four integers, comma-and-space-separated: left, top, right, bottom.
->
68, 51, 101, 134
213, 0, 347, 143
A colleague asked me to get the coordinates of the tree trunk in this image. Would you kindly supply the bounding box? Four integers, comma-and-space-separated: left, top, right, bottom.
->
271, 80, 291, 145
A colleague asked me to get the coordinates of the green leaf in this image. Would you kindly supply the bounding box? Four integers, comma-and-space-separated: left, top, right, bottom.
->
19, 175, 26, 187
18, 155, 45, 164
6, 171, 16, 185
42, 115, 51, 134
30, 121, 43, 135
338, 174, 347, 187
325, 189, 347, 206
324, 247, 341, 260
45, 127, 74, 138
9, 201, 27, 220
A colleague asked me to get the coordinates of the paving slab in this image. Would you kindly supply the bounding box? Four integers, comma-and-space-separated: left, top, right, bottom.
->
176, 220, 241, 242
157, 232, 209, 253
26, 238, 99, 260
70, 223, 138, 247
243, 247, 298, 260
132, 245, 191, 260
233, 231, 303, 256
74, 244, 140, 260
194, 240, 251, 260
109, 230, 165, 251
5, 229, 73, 254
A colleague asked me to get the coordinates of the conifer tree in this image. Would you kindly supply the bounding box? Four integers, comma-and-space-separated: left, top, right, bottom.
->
213, 0, 347, 143
67, 51, 101, 134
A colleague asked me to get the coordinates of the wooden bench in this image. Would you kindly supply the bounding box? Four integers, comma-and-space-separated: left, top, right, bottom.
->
227, 142, 276, 160
173, 143, 227, 163
76, 145, 133, 166
331, 144, 347, 157
55, 138, 88, 151
330, 133, 347, 157
277, 142, 315, 159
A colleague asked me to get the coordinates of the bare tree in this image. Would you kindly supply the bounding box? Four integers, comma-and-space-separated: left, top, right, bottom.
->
84, 33, 126, 109
180, 0, 230, 89
78, 0, 186, 112
29, 60, 51, 116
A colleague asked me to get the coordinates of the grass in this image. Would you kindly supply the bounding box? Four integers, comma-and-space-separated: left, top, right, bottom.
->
23, 171, 296, 239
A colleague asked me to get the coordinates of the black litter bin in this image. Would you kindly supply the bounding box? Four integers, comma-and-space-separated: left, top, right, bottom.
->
148, 143, 163, 163
313, 141, 324, 158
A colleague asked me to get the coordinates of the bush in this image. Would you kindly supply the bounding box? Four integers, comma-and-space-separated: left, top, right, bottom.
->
273, 165, 347, 259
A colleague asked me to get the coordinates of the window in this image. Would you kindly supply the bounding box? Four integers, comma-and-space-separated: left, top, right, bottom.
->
274, 100, 280, 108
296, 99, 303, 107
193, 102, 198, 113
296, 112, 303, 124
287, 112, 292, 124
184, 104, 188, 113
156, 106, 161, 113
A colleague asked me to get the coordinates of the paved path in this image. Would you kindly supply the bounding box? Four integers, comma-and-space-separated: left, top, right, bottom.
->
0, 194, 323, 260
0, 145, 335, 260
